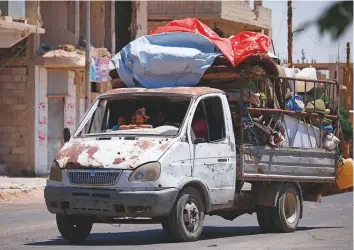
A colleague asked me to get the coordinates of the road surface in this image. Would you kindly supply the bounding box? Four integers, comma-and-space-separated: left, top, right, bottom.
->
0, 191, 352, 250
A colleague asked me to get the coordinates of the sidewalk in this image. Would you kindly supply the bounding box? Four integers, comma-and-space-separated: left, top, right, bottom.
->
0, 176, 47, 200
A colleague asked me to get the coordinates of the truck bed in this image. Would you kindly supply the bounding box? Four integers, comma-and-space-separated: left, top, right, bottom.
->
237, 145, 337, 183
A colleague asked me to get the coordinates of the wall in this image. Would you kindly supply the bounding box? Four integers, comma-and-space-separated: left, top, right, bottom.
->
147, 1, 222, 19
40, 1, 76, 46
221, 1, 271, 30
80, 1, 107, 48
147, 1, 271, 36
0, 65, 35, 175
133, 1, 148, 38
41, 1, 110, 49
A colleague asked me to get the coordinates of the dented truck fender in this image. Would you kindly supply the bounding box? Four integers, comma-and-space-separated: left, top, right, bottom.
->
176, 177, 212, 213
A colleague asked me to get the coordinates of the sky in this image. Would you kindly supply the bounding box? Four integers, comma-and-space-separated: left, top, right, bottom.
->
263, 0, 353, 63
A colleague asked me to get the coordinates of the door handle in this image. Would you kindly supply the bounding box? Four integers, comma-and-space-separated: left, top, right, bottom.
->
218, 158, 227, 162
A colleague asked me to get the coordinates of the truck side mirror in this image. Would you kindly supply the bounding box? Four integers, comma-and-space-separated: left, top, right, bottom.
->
63, 128, 71, 143
193, 137, 206, 144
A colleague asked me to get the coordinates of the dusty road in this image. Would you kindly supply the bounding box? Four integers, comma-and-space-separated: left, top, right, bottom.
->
0, 192, 352, 250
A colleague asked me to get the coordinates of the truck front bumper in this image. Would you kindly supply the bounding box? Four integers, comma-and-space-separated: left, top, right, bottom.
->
44, 186, 179, 217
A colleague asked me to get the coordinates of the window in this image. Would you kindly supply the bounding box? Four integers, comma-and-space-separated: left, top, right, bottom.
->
84, 100, 108, 134
191, 102, 208, 142
204, 97, 225, 141
77, 95, 191, 137
191, 96, 225, 143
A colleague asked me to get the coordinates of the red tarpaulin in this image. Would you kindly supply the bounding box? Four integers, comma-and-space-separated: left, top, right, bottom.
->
151, 18, 271, 66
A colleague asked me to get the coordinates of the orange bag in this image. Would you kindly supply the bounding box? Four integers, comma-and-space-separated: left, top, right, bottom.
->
336, 158, 354, 190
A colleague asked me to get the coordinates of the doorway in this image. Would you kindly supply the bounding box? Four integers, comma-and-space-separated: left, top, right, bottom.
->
115, 0, 132, 53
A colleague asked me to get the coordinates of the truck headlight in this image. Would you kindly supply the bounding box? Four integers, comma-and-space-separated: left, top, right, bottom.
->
49, 161, 62, 182
129, 162, 161, 182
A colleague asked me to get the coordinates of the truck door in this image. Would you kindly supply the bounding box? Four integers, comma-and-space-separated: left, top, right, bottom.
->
189, 95, 236, 206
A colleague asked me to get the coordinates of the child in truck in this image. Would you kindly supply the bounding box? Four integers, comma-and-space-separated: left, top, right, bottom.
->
111, 116, 127, 131
120, 108, 153, 130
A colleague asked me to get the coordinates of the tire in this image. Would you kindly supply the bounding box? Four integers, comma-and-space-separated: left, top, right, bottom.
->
168, 187, 205, 242
271, 183, 301, 233
256, 206, 275, 233
161, 221, 171, 234
56, 214, 93, 244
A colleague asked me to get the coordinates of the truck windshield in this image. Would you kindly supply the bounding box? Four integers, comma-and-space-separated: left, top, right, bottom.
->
76, 94, 192, 137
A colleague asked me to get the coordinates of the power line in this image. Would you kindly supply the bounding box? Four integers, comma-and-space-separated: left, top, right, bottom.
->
274, 9, 287, 45
293, 8, 338, 48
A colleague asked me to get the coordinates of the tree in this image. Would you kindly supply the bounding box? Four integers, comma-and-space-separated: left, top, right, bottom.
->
300, 1, 353, 41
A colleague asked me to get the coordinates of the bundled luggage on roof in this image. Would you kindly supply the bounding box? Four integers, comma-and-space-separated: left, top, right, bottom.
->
108, 18, 343, 153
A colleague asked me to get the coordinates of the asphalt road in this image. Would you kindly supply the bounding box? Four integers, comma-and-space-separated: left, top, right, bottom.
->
0, 192, 352, 250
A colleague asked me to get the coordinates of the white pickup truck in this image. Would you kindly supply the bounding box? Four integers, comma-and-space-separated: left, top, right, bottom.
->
45, 86, 342, 244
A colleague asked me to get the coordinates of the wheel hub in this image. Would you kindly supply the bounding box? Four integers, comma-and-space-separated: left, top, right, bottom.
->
183, 201, 199, 232
283, 192, 297, 224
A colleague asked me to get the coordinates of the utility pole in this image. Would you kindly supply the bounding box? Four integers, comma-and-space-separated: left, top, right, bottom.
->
287, 0, 293, 67
345, 42, 351, 111
85, 1, 91, 111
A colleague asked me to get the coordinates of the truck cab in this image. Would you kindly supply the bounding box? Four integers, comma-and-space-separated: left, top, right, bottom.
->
45, 87, 241, 243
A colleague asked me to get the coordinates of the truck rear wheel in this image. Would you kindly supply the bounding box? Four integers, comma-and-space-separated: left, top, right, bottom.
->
256, 206, 275, 233
168, 187, 205, 242
56, 214, 93, 244
272, 183, 301, 233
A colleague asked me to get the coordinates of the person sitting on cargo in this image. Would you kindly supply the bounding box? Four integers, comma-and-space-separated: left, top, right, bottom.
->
111, 116, 126, 131
120, 108, 153, 130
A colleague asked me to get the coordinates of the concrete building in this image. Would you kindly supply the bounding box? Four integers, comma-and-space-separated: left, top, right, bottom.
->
147, 0, 272, 37
0, 0, 271, 176
0, 1, 147, 176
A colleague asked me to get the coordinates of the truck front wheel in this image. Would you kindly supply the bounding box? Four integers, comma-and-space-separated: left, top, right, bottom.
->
272, 183, 301, 233
56, 214, 93, 244
168, 187, 205, 242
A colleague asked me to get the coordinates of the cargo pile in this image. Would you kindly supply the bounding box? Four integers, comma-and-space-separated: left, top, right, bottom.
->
109, 18, 341, 152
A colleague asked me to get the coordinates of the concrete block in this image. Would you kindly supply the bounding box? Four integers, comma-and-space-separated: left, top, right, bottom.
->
68, 71, 75, 79
16, 83, 28, 90
13, 105, 28, 111
1, 96, 17, 105
13, 75, 27, 82
39, 68, 47, 86
0, 68, 13, 75
3, 83, 16, 90
12, 147, 25, 155
0, 144, 10, 153
68, 78, 75, 85
12, 67, 27, 75
0, 75, 13, 82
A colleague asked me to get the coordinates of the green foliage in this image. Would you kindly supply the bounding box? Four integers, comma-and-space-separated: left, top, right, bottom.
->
339, 106, 353, 141
322, 95, 353, 141
316, 1, 353, 40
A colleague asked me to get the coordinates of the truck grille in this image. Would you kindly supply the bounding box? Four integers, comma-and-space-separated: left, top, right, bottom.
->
67, 170, 122, 185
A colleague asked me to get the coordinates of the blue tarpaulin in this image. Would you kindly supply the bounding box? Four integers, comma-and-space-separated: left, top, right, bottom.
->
110, 32, 221, 88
